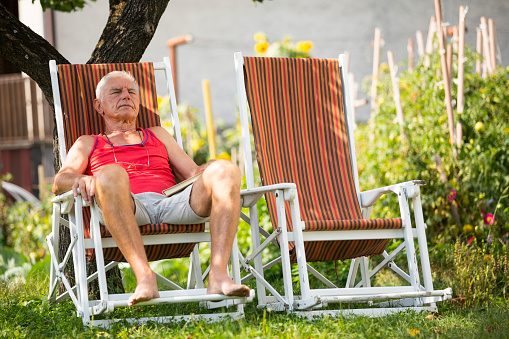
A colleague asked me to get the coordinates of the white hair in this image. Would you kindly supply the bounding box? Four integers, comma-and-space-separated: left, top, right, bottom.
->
95, 71, 139, 101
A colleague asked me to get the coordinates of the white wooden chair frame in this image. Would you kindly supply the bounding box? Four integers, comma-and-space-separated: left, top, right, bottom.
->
234, 52, 452, 318
47, 58, 253, 328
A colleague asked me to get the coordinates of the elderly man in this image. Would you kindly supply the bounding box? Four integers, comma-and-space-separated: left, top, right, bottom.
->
52, 70, 250, 306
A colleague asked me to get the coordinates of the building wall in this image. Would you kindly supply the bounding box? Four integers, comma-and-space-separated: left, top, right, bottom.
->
54, 0, 509, 125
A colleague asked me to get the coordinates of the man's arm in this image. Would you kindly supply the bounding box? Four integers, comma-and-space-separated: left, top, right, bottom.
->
148, 126, 211, 181
52, 135, 96, 203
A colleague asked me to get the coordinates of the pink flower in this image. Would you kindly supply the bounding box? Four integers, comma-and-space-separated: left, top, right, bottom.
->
484, 213, 495, 225
468, 236, 475, 245
447, 189, 456, 202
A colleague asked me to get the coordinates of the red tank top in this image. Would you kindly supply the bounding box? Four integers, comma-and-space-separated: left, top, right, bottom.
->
85, 128, 176, 194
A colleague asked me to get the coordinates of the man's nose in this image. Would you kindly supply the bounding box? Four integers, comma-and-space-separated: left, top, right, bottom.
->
120, 88, 131, 100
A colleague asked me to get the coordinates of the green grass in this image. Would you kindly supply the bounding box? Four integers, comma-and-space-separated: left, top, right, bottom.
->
1, 275, 509, 338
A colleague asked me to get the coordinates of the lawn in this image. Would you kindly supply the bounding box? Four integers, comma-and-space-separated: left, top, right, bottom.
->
1, 275, 508, 338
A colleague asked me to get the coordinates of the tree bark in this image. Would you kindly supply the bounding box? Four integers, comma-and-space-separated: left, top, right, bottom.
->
89, 0, 170, 64
1, 0, 171, 297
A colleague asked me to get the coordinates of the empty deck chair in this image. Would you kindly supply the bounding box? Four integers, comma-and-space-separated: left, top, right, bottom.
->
234, 52, 451, 317
47, 58, 252, 327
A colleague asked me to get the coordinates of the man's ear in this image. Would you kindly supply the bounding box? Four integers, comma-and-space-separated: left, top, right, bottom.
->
94, 98, 103, 115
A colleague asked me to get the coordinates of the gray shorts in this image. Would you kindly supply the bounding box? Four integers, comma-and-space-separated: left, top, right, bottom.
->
95, 184, 209, 226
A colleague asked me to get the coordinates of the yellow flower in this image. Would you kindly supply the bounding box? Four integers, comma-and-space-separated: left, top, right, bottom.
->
463, 224, 474, 234
253, 32, 267, 42
157, 96, 163, 107
162, 119, 172, 129
254, 41, 269, 54
191, 139, 204, 152
296, 40, 313, 53
216, 152, 231, 161
409, 328, 420, 336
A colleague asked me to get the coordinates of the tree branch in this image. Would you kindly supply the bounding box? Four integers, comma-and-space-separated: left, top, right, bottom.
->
0, 3, 69, 106
88, 0, 170, 63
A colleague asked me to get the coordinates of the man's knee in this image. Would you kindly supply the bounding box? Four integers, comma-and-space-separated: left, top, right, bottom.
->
204, 160, 241, 186
96, 164, 130, 193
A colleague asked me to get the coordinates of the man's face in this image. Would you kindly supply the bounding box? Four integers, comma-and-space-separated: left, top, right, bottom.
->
94, 75, 140, 120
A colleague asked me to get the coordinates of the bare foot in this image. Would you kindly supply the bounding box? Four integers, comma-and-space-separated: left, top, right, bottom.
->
207, 272, 250, 297
127, 273, 160, 306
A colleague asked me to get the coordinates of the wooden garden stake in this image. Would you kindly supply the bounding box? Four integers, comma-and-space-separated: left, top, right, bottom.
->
457, 6, 466, 151
416, 30, 425, 58
408, 38, 414, 72
476, 28, 482, 75
387, 51, 408, 144
480, 17, 493, 75
452, 26, 459, 53
488, 18, 496, 69
202, 79, 217, 159
370, 28, 382, 117
434, 0, 456, 156
424, 16, 436, 68
457, 6, 466, 115
446, 44, 453, 82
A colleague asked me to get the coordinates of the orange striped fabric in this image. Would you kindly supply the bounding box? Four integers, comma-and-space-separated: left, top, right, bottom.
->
57, 62, 204, 262
57, 63, 160, 150
243, 56, 402, 262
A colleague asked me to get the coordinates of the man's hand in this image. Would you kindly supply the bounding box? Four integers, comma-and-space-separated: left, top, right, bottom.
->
72, 175, 96, 204
192, 160, 215, 177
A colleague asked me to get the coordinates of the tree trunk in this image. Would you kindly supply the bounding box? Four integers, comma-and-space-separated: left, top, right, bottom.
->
1, 0, 170, 297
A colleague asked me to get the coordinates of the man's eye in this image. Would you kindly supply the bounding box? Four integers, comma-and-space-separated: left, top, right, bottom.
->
129, 90, 137, 94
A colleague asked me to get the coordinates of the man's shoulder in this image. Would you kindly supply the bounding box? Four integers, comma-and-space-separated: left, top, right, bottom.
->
147, 126, 170, 140
75, 135, 96, 146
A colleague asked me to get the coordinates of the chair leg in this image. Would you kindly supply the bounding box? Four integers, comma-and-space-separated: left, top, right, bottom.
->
346, 258, 360, 288
48, 203, 61, 302
249, 204, 268, 306
90, 205, 109, 304
359, 257, 371, 288
73, 198, 91, 324
289, 194, 312, 303
413, 193, 436, 306
275, 191, 294, 310
188, 244, 203, 289
398, 188, 422, 307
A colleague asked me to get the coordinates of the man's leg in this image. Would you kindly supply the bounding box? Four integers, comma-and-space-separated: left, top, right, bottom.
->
190, 160, 250, 297
94, 164, 160, 306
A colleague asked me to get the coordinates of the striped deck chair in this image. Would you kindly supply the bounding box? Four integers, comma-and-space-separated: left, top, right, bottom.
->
234, 52, 451, 317
47, 58, 252, 327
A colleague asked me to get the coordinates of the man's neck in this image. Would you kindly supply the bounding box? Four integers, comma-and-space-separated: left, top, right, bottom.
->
104, 122, 141, 144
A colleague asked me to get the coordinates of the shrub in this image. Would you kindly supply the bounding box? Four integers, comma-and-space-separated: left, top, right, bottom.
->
356, 47, 509, 247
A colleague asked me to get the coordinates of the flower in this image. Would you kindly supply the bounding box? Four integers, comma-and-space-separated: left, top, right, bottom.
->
484, 213, 494, 225
409, 329, 420, 336
463, 224, 474, 234
447, 189, 456, 202
296, 40, 314, 53
254, 41, 269, 54
467, 236, 474, 245
487, 234, 493, 244
253, 32, 267, 43
475, 121, 485, 132
216, 152, 231, 161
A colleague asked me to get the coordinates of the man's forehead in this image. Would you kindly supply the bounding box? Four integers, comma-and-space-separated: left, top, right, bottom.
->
105, 75, 137, 89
